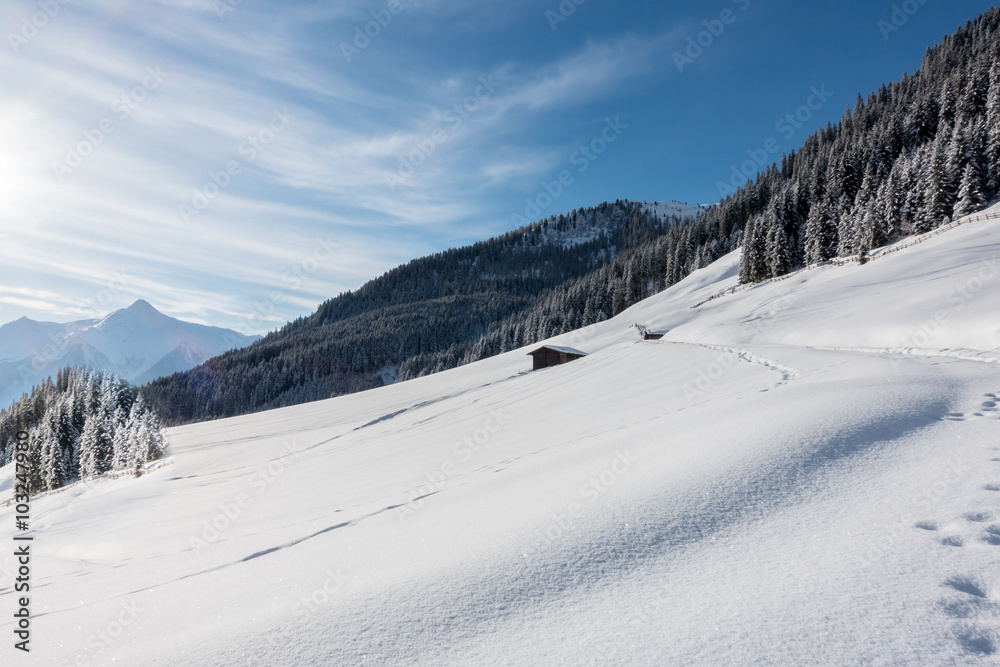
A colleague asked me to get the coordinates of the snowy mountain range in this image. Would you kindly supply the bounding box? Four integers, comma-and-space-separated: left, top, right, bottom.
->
0, 300, 259, 407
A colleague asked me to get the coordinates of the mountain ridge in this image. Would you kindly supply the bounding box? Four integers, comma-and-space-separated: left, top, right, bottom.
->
0, 301, 260, 407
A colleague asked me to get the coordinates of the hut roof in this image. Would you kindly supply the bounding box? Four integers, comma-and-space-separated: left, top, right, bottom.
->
526, 344, 588, 357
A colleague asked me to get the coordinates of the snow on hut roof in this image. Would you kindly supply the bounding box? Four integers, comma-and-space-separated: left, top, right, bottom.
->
526, 344, 588, 356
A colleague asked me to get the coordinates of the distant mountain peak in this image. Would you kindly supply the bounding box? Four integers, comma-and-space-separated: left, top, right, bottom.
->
121, 299, 167, 318
127, 299, 157, 311
0, 302, 260, 408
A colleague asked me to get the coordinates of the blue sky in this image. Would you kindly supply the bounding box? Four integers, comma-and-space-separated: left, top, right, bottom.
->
0, 0, 994, 334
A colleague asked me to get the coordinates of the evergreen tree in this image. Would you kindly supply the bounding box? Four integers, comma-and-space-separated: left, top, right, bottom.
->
857, 208, 888, 259
38, 408, 65, 491
987, 59, 1000, 197
880, 169, 903, 238
78, 415, 103, 479
764, 217, 792, 278
739, 215, 767, 283
804, 199, 837, 264
611, 278, 626, 316
922, 137, 953, 227
955, 162, 986, 218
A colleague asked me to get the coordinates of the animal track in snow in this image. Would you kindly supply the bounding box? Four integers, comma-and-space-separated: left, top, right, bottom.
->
923, 427, 1000, 656
942, 577, 997, 654
940, 393, 1000, 423
954, 623, 997, 655
945, 575, 988, 598
942, 598, 981, 619
981, 525, 1000, 546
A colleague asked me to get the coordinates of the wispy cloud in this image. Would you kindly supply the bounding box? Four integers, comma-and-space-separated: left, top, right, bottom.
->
0, 0, 683, 331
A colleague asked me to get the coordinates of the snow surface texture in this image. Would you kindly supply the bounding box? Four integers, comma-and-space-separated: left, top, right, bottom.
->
2, 204, 1000, 665
0, 300, 259, 408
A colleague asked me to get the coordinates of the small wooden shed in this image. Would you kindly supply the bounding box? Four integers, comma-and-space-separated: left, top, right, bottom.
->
527, 344, 588, 371
634, 323, 665, 340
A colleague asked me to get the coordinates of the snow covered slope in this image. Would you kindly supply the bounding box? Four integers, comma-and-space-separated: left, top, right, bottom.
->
0, 300, 259, 407
2, 207, 1000, 665
637, 199, 710, 221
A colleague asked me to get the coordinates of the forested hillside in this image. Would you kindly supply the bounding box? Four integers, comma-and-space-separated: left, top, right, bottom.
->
146, 8, 1000, 420
144, 201, 693, 423
403, 9, 1000, 378
0, 367, 167, 494
736, 13, 999, 282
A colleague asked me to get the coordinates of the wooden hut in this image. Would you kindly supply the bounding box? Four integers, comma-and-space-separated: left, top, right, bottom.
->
634, 323, 665, 340
527, 344, 588, 371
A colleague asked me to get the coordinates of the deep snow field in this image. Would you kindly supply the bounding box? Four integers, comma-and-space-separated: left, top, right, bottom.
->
2, 204, 1000, 665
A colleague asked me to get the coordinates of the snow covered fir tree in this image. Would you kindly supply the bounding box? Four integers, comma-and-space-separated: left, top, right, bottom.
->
0, 367, 167, 495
